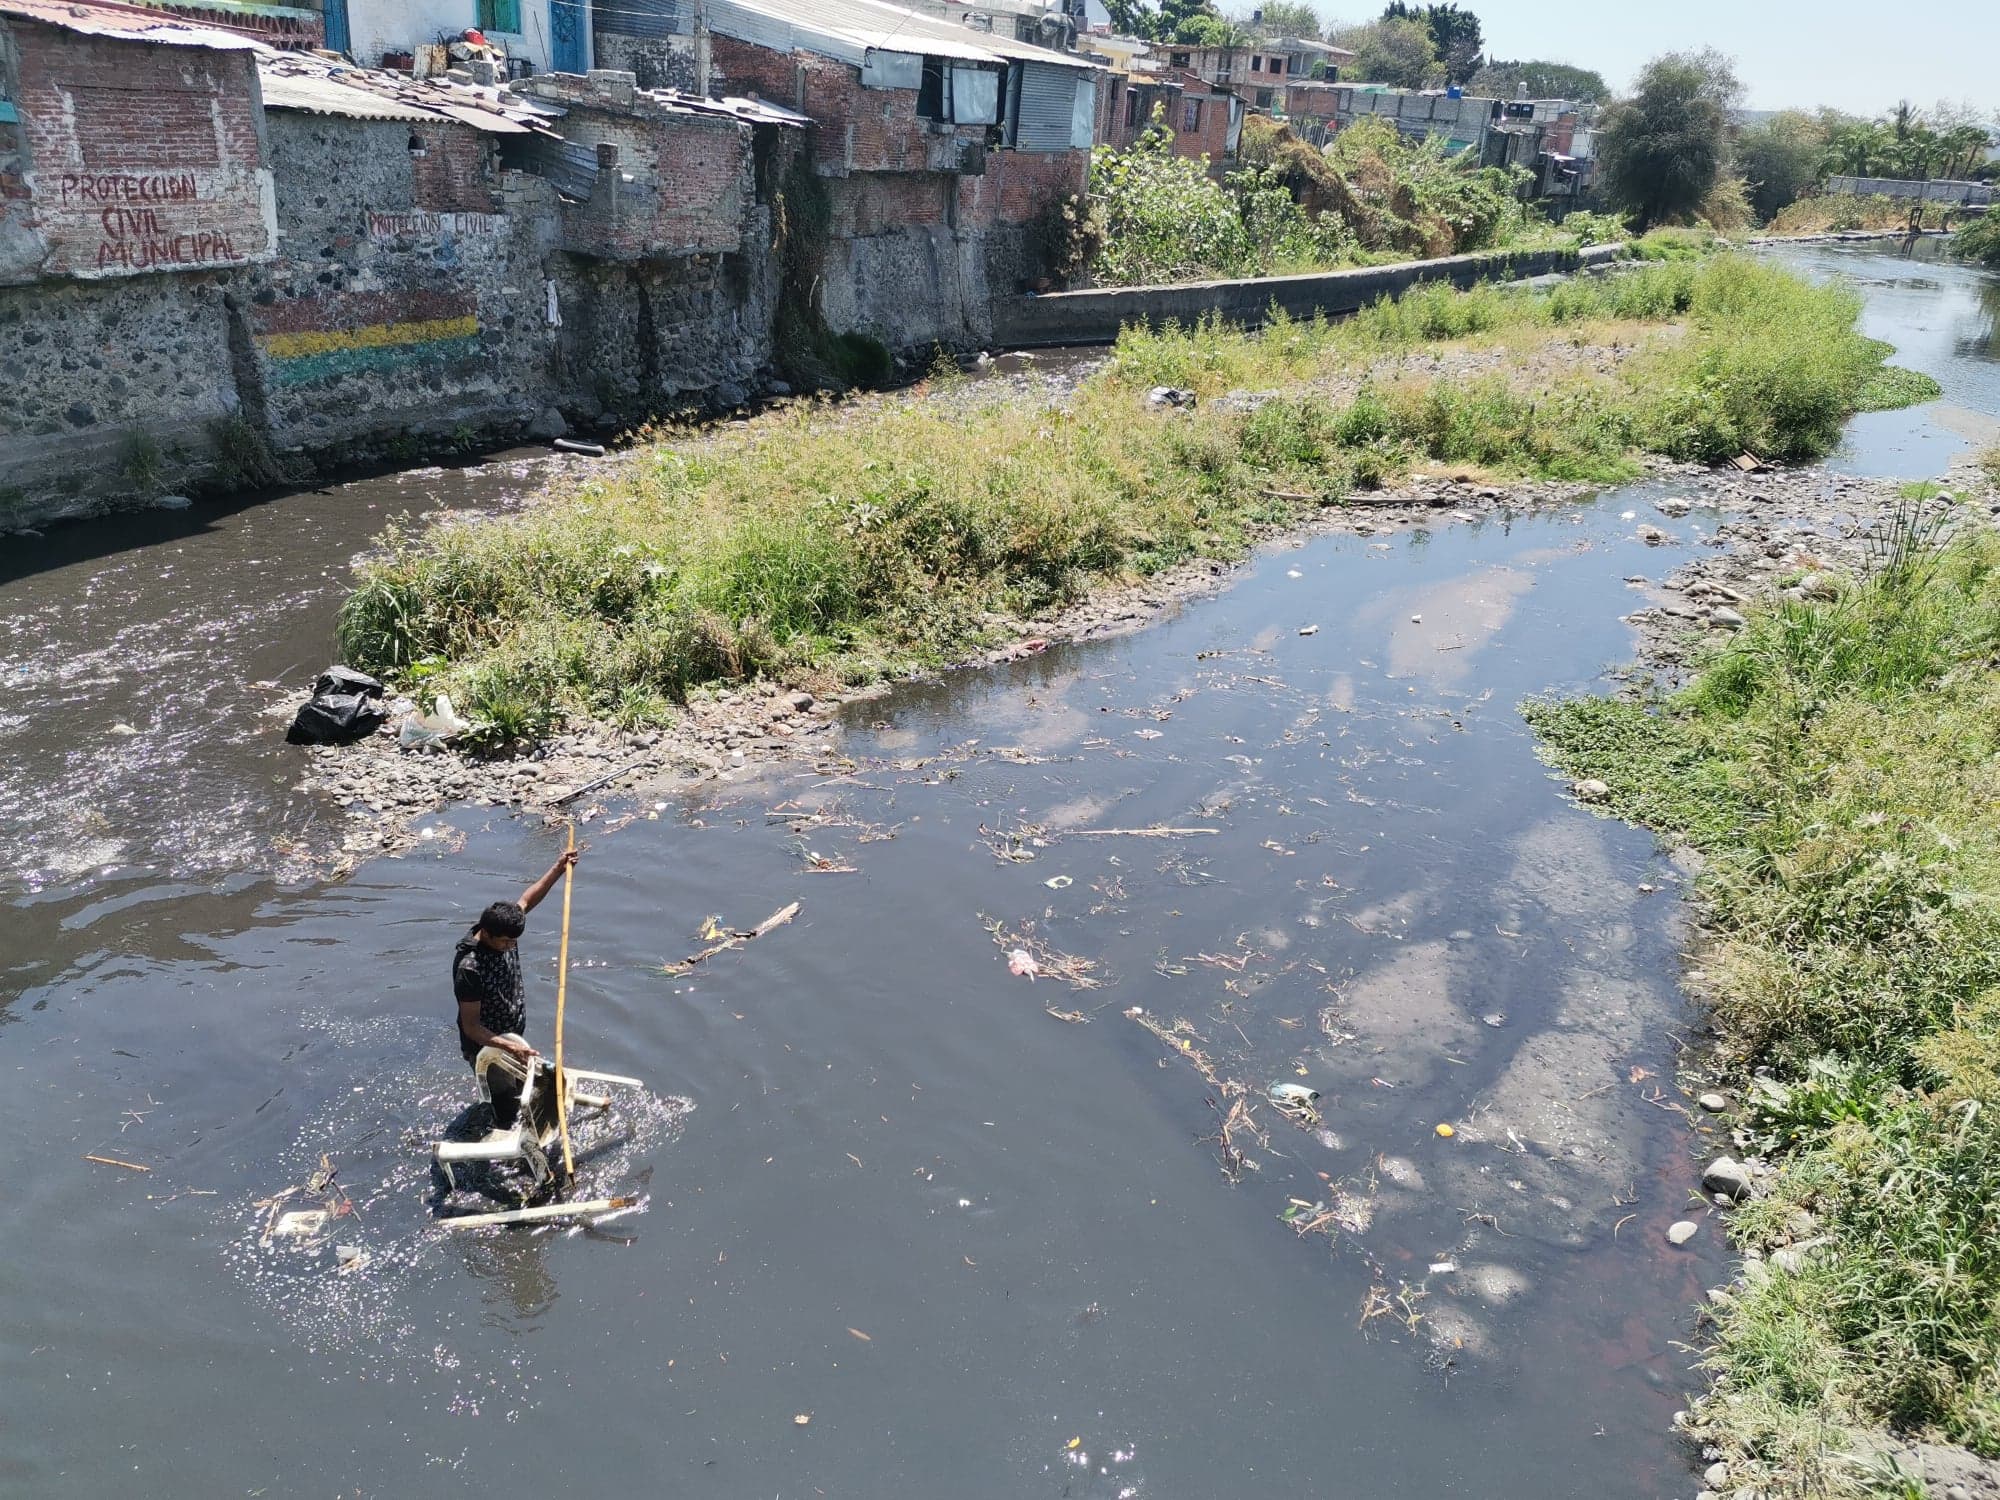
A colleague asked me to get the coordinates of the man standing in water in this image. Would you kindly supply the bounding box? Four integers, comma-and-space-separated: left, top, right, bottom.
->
453, 848, 578, 1125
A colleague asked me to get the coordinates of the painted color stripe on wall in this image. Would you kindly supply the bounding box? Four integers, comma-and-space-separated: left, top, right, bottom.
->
252, 288, 474, 337
258, 314, 479, 361
268, 336, 486, 387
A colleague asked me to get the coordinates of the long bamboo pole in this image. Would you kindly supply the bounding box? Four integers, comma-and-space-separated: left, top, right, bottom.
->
553, 821, 576, 1182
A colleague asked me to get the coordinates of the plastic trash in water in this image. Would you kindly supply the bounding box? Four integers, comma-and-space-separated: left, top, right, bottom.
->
1007, 948, 1040, 980
1268, 1082, 1320, 1106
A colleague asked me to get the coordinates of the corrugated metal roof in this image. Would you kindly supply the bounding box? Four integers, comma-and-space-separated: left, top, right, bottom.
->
259, 67, 441, 122
706, 0, 1097, 73
720, 94, 812, 128
0, 0, 267, 50
258, 55, 557, 136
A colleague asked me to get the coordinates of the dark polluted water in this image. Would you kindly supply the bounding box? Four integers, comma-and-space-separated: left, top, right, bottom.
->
0, 247, 1987, 1499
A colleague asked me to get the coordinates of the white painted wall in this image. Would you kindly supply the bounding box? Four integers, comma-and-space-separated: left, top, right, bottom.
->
340, 0, 585, 76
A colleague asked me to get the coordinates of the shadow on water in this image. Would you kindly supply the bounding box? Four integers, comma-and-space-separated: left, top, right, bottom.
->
0, 246, 1990, 1497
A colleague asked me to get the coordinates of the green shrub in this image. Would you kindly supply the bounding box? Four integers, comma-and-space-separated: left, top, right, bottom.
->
342, 257, 1893, 745
1953, 212, 2000, 269
1530, 522, 2000, 1470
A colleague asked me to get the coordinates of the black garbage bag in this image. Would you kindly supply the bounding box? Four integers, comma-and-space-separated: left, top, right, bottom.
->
287, 692, 390, 745
286, 665, 390, 746
312, 666, 384, 700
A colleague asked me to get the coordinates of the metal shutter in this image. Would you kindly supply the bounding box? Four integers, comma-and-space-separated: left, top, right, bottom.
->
596, 0, 681, 41
1013, 63, 1074, 152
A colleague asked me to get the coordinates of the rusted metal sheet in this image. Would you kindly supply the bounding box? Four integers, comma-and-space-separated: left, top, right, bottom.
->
0, 0, 266, 49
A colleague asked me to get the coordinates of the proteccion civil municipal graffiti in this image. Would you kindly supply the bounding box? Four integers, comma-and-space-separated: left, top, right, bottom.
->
42, 169, 268, 277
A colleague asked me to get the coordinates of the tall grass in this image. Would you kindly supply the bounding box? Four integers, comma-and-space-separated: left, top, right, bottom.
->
1527, 519, 2000, 1487
340, 256, 1903, 743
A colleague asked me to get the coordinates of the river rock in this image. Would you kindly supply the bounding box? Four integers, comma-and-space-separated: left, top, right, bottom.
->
1698, 1092, 1728, 1113
526, 406, 568, 441
1701, 1156, 1755, 1201
1706, 1462, 1731, 1487
714, 381, 750, 408
1710, 606, 1747, 630
1656, 497, 1692, 517
1668, 1220, 1699, 1246
1573, 777, 1611, 802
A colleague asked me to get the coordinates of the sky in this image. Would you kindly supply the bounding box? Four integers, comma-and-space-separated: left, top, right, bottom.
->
1429, 0, 1999, 115
1086, 1, 2000, 117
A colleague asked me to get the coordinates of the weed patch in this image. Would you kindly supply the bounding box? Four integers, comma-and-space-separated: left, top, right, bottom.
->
1529, 517, 2000, 1484
341, 257, 1899, 748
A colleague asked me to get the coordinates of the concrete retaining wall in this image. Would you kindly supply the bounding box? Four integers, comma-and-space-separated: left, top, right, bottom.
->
991, 243, 1628, 348
1825, 176, 1993, 207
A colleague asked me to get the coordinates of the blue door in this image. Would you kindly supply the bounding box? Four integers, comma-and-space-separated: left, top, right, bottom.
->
550, 0, 587, 74
323, 0, 350, 54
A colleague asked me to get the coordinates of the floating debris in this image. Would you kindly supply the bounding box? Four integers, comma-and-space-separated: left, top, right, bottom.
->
660, 901, 801, 975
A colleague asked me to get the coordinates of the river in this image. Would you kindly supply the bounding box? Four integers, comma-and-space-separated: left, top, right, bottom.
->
0, 243, 1992, 1498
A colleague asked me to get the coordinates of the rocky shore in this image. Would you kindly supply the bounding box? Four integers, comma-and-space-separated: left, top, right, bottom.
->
1616, 456, 2000, 679
1584, 449, 2000, 1500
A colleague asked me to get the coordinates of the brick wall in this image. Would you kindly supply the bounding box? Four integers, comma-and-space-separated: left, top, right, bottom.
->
554, 100, 748, 258
1098, 76, 1184, 151
958, 147, 1084, 231
146, 2, 325, 51
1175, 90, 1232, 163
708, 34, 978, 178
0, 19, 275, 285
409, 124, 498, 215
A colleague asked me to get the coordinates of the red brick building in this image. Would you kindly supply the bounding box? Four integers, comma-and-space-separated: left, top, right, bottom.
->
0, 0, 275, 286
699, 0, 1100, 345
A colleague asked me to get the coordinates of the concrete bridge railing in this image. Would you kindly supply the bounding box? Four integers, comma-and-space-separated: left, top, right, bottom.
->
990, 242, 1628, 349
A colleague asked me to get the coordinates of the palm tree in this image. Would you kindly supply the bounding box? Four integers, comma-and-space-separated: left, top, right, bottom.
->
1821, 122, 1885, 177
1941, 124, 1995, 181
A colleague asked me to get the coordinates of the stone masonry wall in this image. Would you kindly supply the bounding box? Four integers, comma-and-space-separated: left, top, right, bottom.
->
0, 270, 238, 523
234, 110, 561, 457
593, 32, 700, 94
550, 234, 777, 415
517, 77, 750, 259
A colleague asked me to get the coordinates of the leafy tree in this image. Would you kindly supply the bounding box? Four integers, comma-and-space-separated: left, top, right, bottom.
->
1230, 1, 1323, 37
1102, 0, 1220, 41
1468, 58, 1610, 104
1382, 3, 1483, 86
1953, 211, 2000, 268
1598, 49, 1741, 232
1814, 104, 1997, 183
1176, 13, 1252, 45
1330, 17, 1441, 89
1735, 109, 1828, 222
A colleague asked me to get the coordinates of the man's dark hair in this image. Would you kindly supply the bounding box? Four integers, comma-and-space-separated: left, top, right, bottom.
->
479, 900, 527, 939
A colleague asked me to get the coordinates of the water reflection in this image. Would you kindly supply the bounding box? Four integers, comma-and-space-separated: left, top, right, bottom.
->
1960, 279, 2000, 361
